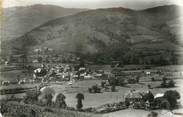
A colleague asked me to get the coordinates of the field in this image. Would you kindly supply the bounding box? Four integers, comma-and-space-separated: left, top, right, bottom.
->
53, 78, 183, 117
50, 79, 183, 108
0, 65, 183, 117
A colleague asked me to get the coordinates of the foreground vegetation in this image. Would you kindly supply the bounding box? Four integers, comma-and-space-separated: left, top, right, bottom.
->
0, 101, 97, 117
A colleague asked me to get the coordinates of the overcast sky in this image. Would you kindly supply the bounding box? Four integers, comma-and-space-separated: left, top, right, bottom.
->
2, 0, 183, 9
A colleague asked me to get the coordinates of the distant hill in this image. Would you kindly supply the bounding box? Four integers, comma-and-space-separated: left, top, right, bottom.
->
2, 5, 183, 65
1, 4, 87, 41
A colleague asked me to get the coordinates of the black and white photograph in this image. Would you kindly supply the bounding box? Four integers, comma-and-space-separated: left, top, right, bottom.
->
0, 0, 183, 117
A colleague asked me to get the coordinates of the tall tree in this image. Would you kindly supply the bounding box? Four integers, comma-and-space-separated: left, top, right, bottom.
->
76, 93, 84, 110
55, 93, 67, 108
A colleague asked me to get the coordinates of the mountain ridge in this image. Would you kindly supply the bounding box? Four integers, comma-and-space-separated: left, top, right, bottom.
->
2, 5, 182, 65
1, 4, 87, 41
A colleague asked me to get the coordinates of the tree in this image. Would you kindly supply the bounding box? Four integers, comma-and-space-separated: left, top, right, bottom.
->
40, 87, 55, 107
101, 81, 106, 88
161, 77, 167, 87
55, 93, 67, 108
164, 90, 180, 109
92, 85, 101, 93
76, 93, 84, 110
151, 77, 155, 81
148, 84, 152, 89
37, 56, 43, 63
79, 59, 85, 68
44, 93, 53, 107
88, 88, 92, 93
108, 78, 118, 86
168, 79, 175, 87
111, 85, 116, 92
118, 78, 125, 86
136, 76, 140, 83
143, 91, 154, 103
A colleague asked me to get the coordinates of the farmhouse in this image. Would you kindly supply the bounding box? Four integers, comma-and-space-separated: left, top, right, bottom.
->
124, 90, 144, 107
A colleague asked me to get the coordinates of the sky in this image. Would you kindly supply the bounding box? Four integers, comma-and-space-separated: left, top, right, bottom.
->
2, 0, 183, 9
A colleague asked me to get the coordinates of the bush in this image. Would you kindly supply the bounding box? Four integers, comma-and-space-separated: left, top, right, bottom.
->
111, 85, 116, 92
23, 90, 40, 104
151, 77, 155, 81
1, 101, 92, 117
88, 85, 101, 93
108, 78, 126, 86
118, 79, 125, 86
168, 80, 175, 87
127, 78, 137, 84
160, 82, 167, 88
147, 84, 152, 89
108, 78, 117, 86
147, 111, 158, 117
160, 79, 175, 88
162, 77, 167, 83
1, 102, 41, 117
101, 81, 106, 88
88, 88, 92, 93
136, 76, 140, 83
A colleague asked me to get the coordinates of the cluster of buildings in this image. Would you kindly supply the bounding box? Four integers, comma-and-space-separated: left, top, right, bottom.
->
32, 63, 108, 84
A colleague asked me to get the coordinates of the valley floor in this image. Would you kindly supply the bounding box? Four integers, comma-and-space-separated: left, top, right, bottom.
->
1, 65, 183, 117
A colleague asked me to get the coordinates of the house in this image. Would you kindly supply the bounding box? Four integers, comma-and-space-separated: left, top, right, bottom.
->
34, 48, 42, 53
125, 90, 143, 105
32, 59, 39, 63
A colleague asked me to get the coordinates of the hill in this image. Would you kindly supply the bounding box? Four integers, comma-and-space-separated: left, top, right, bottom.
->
1, 4, 87, 41
3, 5, 183, 65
